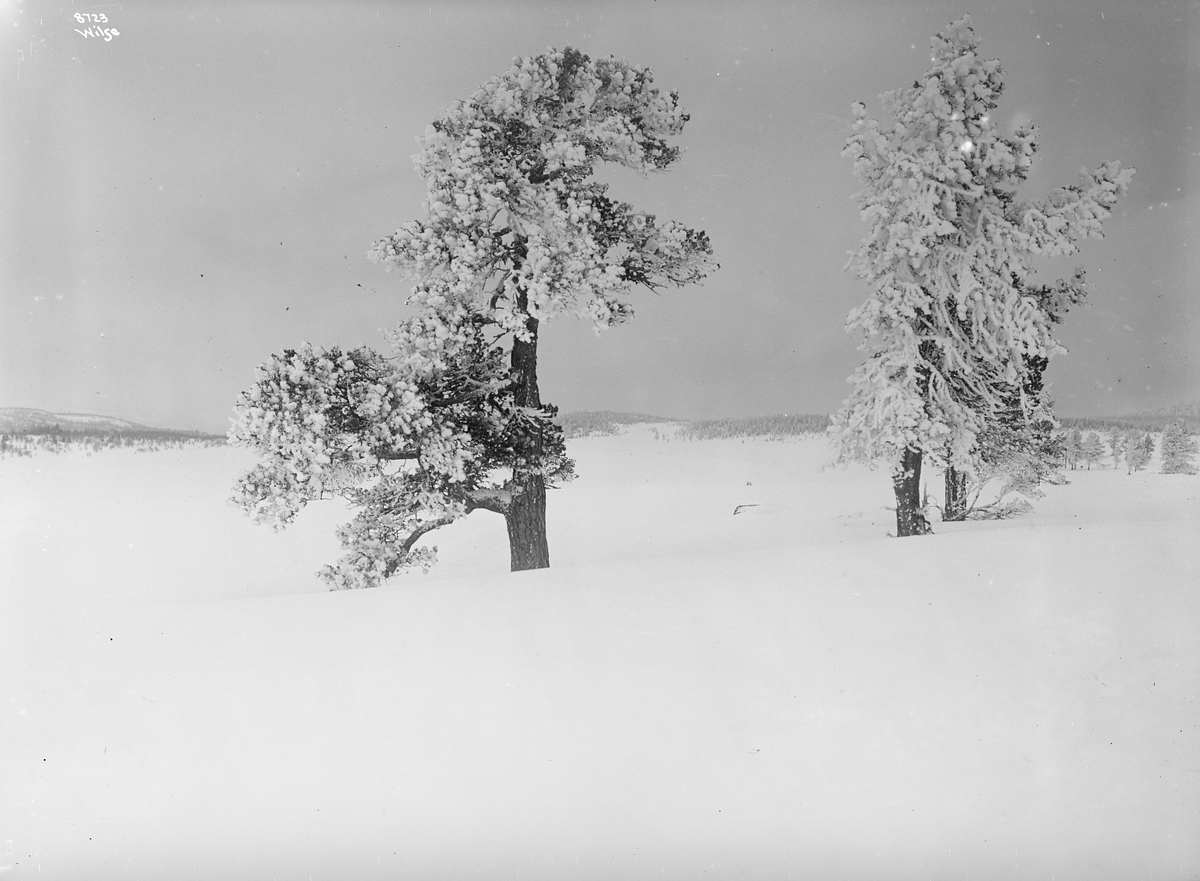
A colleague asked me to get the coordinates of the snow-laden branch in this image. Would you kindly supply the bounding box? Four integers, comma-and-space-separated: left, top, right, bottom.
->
228, 331, 555, 589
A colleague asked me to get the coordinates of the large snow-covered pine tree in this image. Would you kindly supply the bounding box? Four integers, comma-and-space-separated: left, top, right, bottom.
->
369, 46, 715, 570
831, 16, 1133, 536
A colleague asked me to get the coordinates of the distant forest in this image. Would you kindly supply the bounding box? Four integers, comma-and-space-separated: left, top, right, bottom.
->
556, 411, 830, 440
1, 406, 1194, 459
1059, 407, 1200, 435
556, 409, 1199, 441
0, 426, 225, 458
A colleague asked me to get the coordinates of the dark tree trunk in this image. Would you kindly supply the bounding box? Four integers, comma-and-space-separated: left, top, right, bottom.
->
505, 305, 550, 571
893, 447, 932, 537
506, 466, 549, 570
943, 466, 968, 521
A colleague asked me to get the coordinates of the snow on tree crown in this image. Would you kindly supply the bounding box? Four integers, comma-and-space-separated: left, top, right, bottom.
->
832, 16, 1133, 471
369, 47, 716, 341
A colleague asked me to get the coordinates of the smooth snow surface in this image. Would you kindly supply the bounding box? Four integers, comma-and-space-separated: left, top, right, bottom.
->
2, 427, 1197, 880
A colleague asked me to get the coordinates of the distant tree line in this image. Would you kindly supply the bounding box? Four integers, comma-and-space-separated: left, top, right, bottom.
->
676, 414, 830, 441
554, 412, 830, 440
0, 427, 225, 458
555, 411, 671, 438
1059, 413, 1200, 435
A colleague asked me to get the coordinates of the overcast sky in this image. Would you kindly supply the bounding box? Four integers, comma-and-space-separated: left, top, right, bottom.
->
1, 0, 1195, 433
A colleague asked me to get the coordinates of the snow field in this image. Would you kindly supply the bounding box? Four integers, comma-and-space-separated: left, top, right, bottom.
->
1, 426, 1197, 879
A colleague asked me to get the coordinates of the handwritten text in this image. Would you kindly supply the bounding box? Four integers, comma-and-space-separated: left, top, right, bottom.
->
74, 12, 119, 40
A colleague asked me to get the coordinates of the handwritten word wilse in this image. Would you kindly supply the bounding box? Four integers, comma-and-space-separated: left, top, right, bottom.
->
74, 13, 119, 40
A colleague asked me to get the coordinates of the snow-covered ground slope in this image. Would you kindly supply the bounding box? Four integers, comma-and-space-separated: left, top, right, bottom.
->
2, 427, 1196, 880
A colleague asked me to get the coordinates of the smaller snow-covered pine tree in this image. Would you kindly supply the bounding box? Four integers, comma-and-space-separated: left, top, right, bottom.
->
1079, 432, 1105, 470
1125, 431, 1154, 474
1065, 427, 1082, 470
1107, 431, 1124, 469
1159, 422, 1198, 474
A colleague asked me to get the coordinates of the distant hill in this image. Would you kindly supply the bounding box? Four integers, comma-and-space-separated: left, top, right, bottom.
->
0, 407, 150, 434
0, 407, 222, 439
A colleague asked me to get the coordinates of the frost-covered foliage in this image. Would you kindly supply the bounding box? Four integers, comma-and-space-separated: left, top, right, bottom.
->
953, 273, 1086, 517
960, 389, 1067, 519
229, 335, 572, 590
1160, 423, 1198, 475
369, 46, 716, 345
831, 17, 1133, 482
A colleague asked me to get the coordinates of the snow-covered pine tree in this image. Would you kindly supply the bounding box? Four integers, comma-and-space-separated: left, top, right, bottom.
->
1125, 431, 1154, 474
1123, 431, 1140, 473
1107, 430, 1125, 469
1065, 426, 1082, 470
1079, 432, 1105, 470
1160, 422, 1199, 475
1140, 431, 1157, 469
832, 16, 1133, 536
370, 47, 716, 570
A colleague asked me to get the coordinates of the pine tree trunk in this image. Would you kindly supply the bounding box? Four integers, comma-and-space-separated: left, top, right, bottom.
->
891, 339, 936, 537
893, 447, 932, 537
943, 466, 968, 521
507, 467, 549, 570
505, 305, 550, 571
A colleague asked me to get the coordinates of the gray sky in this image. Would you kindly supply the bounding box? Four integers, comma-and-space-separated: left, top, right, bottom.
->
2, 0, 1195, 434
